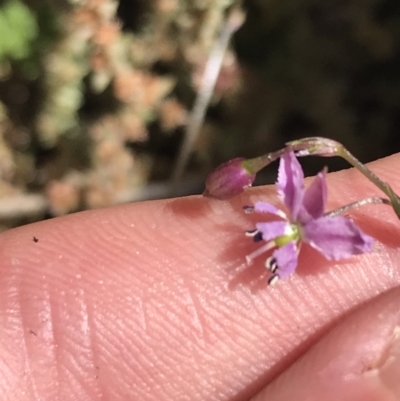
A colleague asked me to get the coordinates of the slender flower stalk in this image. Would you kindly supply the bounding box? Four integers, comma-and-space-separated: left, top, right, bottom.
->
204, 136, 400, 220
287, 137, 400, 219
324, 197, 390, 217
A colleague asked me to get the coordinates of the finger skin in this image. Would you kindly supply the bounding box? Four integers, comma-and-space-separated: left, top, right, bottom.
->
251, 286, 400, 401
0, 153, 399, 400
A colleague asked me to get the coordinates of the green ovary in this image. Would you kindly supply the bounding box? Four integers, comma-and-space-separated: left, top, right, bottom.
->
274, 224, 299, 246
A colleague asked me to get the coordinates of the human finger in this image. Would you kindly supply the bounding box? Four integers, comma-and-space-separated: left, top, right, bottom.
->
0, 153, 399, 400
251, 286, 400, 401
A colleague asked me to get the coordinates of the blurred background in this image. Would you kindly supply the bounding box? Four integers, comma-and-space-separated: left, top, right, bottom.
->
0, 0, 399, 229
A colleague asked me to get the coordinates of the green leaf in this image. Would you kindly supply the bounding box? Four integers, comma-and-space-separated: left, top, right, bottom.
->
0, 0, 38, 60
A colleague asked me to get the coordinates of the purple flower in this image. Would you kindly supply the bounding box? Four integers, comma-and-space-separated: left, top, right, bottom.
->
244, 152, 374, 285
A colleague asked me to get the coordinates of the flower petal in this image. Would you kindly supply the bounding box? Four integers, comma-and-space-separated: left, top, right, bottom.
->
277, 152, 304, 219
255, 220, 288, 243
272, 241, 299, 279
302, 216, 374, 260
253, 201, 287, 219
298, 169, 327, 222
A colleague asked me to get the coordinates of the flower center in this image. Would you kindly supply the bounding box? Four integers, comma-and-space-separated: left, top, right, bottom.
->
274, 223, 299, 247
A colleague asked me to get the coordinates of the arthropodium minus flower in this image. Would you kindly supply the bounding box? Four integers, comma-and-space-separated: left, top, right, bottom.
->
245, 152, 374, 285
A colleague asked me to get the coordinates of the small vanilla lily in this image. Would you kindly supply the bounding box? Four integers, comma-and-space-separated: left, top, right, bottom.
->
245, 152, 374, 285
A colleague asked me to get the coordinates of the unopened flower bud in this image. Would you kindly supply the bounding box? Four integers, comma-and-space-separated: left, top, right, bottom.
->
204, 158, 256, 199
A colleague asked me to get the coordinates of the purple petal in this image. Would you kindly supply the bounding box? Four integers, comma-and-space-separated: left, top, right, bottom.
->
277, 152, 304, 219
298, 169, 327, 222
253, 201, 287, 218
272, 241, 299, 279
302, 216, 374, 260
255, 221, 288, 243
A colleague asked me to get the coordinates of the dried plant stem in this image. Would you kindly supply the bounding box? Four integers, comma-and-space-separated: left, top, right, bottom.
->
169, 7, 245, 196
0, 194, 49, 220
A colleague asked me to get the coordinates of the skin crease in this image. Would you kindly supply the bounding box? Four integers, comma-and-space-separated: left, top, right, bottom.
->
0, 153, 399, 401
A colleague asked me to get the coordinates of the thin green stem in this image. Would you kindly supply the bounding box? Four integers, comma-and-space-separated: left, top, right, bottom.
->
332, 145, 400, 219
337, 146, 387, 195
242, 147, 287, 174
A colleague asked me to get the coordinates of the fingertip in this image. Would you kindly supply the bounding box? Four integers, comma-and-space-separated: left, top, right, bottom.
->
252, 287, 400, 401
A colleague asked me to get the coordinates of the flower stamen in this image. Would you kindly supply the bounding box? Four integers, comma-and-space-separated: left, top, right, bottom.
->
268, 275, 280, 286
246, 240, 276, 265
245, 229, 258, 237
245, 229, 263, 242
265, 256, 278, 272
